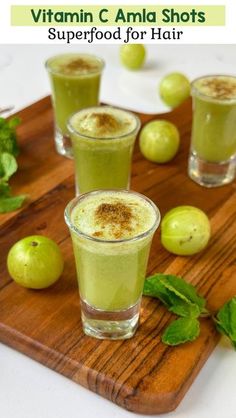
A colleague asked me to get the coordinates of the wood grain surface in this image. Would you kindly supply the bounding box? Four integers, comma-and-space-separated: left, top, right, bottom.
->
0, 96, 236, 414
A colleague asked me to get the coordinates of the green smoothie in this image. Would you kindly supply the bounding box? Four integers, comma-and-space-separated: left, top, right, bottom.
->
191, 76, 236, 163
46, 53, 104, 158
46, 53, 104, 134
68, 106, 140, 194
66, 190, 159, 312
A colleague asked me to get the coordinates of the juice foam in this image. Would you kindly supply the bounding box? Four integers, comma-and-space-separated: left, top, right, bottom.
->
69, 106, 137, 139
71, 191, 157, 240
194, 76, 236, 100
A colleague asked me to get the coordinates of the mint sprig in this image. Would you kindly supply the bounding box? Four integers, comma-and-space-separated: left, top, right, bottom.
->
215, 297, 236, 349
0, 195, 26, 213
0, 118, 26, 213
162, 317, 200, 346
0, 117, 20, 157
0, 152, 18, 181
143, 274, 205, 318
143, 273, 236, 349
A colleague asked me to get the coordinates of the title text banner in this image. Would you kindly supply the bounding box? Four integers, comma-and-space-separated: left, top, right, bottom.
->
11, 5, 225, 26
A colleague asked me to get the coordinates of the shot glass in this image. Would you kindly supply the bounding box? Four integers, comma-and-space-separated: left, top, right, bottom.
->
45, 53, 104, 159
65, 190, 160, 339
67, 106, 140, 194
188, 75, 236, 187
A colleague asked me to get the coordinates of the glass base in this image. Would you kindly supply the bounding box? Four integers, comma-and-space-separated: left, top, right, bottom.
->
55, 126, 73, 159
188, 152, 236, 188
80, 299, 140, 340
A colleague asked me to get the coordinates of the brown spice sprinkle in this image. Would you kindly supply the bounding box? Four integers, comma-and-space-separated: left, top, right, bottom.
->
201, 78, 236, 99
90, 113, 121, 134
92, 231, 104, 238
59, 58, 99, 75
95, 202, 133, 239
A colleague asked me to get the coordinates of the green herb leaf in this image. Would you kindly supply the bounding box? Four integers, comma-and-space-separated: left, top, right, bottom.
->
162, 317, 200, 346
0, 153, 18, 181
159, 275, 205, 311
0, 183, 11, 196
0, 117, 6, 128
8, 117, 21, 129
143, 274, 174, 305
216, 297, 236, 349
168, 298, 201, 318
0, 195, 26, 213
0, 117, 24, 214
0, 116, 20, 156
143, 273, 205, 317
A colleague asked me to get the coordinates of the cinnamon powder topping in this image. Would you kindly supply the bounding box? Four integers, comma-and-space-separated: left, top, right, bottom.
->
95, 202, 133, 239
89, 113, 120, 134
200, 77, 236, 99
60, 58, 99, 75
92, 231, 104, 238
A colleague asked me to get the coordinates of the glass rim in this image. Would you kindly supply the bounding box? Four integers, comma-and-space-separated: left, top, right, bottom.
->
67, 106, 141, 141
64, 189, 161, 244
45, 52, 105, 76
191, 74, 236, 103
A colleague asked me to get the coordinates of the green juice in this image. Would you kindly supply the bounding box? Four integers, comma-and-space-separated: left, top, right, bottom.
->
73, 238, 151, 311
68, 106, 140, 194
191, 76, 236, 163
67, 191, 159, 312
46, 54, 104, 157
46, 53, 104, 134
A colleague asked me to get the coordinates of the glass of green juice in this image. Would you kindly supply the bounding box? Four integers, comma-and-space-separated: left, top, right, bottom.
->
45, 53, 104, 159
65, 190, 160, 339
67, 106, 140, 194
188, 75, 236, 187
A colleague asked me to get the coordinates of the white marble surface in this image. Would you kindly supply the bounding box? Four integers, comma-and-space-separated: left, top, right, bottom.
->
0, 45, 236, 418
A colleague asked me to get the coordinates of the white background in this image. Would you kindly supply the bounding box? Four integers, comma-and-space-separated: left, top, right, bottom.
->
0, 0, 236, 44
1, 44, 236, 115
0, 43, 236, 418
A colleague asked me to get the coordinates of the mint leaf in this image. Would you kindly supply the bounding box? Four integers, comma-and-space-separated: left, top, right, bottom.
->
0, 116, 20, 156
143, 274, 174, 305
8, 117, 21, 129
0, 117, 24, 214
0, 153, 18, 181
0, 195, 26, 213
0, 183, 11, 196
159, 275, 205, 312
168, 298, 200, 318
216, 297, 236, 349
0, 117, 6, 128
143, 274, 204, 317
162, 317, 200, 346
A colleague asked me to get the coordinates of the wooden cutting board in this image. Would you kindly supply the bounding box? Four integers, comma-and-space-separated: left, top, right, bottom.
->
0, 96, 236, 414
